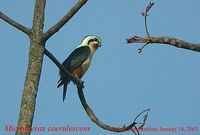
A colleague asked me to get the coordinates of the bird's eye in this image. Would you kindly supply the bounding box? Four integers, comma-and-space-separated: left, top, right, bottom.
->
88, 39, 95, 44
88, 39, 94, 43
88, 38, 99, 44
94, 38, 98, 41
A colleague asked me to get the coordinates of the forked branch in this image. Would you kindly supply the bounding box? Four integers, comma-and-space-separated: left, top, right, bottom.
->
44, 0, 88, 41
127, 1, 200, 53
0, 11, 31, 35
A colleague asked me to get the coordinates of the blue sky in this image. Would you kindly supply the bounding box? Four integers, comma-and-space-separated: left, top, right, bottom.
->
1, 0, 200, 135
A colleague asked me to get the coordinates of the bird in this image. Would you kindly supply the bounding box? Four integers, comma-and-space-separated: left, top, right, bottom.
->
57, 35, 101, 102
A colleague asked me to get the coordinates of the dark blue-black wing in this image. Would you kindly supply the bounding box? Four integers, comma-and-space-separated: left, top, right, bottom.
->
57, 46, 90, 102
62, 46, 90, 72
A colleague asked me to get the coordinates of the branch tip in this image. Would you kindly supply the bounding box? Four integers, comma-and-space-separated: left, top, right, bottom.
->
0, 11, 31, 35
138, 43, 150, 54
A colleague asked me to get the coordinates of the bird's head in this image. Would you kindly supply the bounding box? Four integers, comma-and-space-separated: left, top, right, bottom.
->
80, 35, 101, 51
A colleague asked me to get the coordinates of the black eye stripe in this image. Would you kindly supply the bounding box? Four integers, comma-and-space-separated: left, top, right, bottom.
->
88, 38, 98, 44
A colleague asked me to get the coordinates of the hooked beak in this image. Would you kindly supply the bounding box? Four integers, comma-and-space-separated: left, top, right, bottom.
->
98, 42, 102, 47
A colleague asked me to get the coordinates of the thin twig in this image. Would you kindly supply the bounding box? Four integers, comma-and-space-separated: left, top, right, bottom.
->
133, 108, 150, 124
138, 43, 150, 54
130, 127, 138, 135
144, 15, 150, 37
0, 11, 31, 35
132, 108, 150, 135
44, 0, 88, 41
142, 1, 154, 37
128, 108, 150, 135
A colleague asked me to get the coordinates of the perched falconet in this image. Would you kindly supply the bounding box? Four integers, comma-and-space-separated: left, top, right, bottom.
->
57, 35, 101, 102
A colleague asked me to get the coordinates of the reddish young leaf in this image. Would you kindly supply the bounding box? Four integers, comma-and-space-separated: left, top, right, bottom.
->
146, 1, 154, 13
141, 12, 146, 16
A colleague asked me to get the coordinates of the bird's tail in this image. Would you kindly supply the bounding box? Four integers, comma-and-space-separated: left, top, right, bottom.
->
63, 82, 68, 102
57, 79, 64, 88
57, 79, 70, 102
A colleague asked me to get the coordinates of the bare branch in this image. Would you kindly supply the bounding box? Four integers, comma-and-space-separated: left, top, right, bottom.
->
44, 0, 88, 41
127, 2, 200, 53
0, 11, 31, 35
44, 48, 150, 133
127, 36, 200, 52
77, 86, 136, 132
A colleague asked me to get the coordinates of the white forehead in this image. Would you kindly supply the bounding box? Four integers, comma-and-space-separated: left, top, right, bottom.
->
81, 35, 101, 44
